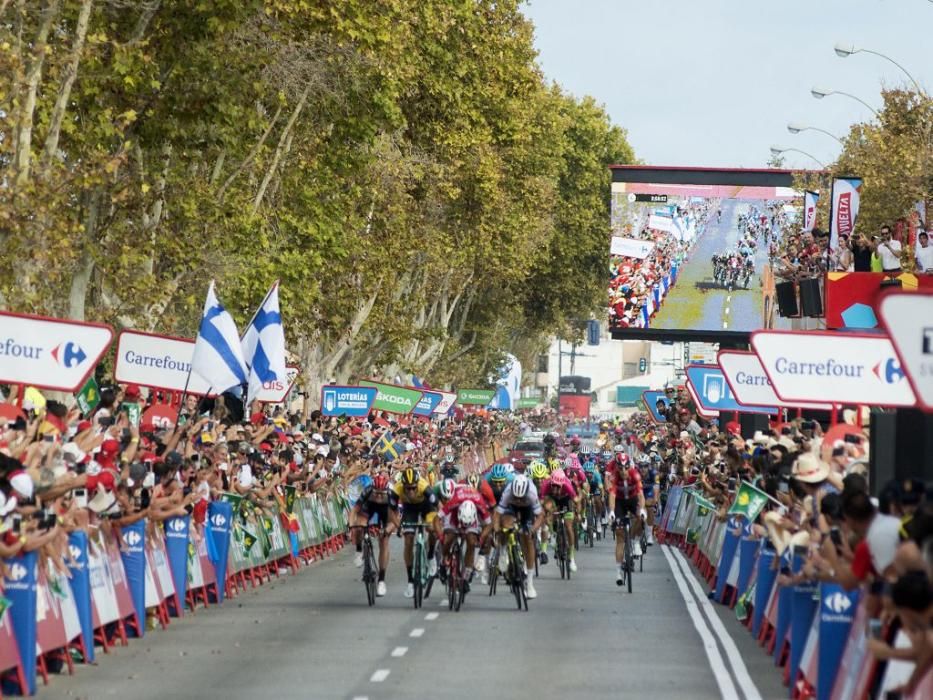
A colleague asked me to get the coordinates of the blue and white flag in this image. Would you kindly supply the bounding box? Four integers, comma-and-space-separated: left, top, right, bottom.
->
190, 281, 248, 393
241, 282, 287, 403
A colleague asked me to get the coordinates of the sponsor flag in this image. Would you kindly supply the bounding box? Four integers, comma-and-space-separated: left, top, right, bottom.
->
285, 485, 297, 514
191, 281, 249, 393
803, 190, 819, 232
728, 481, 770, 522
828, 177, 862, 253
241, 282, 287, 404
74, 375, 100, 415
240, 528, 257, 554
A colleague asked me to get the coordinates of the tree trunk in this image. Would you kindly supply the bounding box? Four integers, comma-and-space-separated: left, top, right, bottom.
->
68, 190, 100, 320
40, 0, 93, 170
13, 0, 60, 187
251, 86, 310, 216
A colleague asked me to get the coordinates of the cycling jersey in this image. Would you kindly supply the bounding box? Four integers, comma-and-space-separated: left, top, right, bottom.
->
483, 471, 514, 503
585, 471, 603, 494
443, 486, 491, 523
642, 468, 660, 499
610, 466, 642, 500
541, 477, 577, 502
495, 480, 543, 516
391, 477, 432, 505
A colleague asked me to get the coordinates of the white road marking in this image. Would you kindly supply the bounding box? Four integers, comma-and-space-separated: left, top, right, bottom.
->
723, 322, 728, 329
352, 696, 369, 700
424, 612, 439, 621
391, 646, 408, 657
438, 599, 446, 607
370, 669, 390, 683
670, 547, 763, 700
660, 545, 739, 700
409, 628, 425, 638
727, 295, 731, 302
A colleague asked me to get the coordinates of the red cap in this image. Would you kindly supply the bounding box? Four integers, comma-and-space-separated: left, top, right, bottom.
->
100, 439, 121, 455
86, 470, 116, 492
725, 420, 741, 436
259, 442, 273, 452
124, 384, 141, 399
77, 420, 92, 433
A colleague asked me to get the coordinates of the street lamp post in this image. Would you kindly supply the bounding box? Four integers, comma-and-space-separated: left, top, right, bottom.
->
810, 86, 880, 118
833, 42, 926, 96
770, 146, 827, 169
787, 122, 844, 145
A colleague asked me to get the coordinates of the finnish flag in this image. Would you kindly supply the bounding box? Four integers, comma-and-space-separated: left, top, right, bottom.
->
191, 281, 249, 393
241, 281, 287, 403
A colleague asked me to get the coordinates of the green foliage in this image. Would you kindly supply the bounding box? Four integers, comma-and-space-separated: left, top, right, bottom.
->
0, 0, 634, 389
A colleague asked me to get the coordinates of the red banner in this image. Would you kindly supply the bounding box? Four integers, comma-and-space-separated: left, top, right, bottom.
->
824, 272, 933, 329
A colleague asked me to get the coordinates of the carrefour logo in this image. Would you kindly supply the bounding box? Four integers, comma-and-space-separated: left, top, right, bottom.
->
168, 519, 186, 533
872, 358, 904, 385
69, 545, 83, 562
824, 592, 852, 614
51, 341, 87, 368
210, 514, 227, 529
124, 530, 143, 547
8, 563, 28, 581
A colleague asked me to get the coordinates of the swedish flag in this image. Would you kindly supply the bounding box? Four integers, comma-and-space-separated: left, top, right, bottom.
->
371, 431, 400, 461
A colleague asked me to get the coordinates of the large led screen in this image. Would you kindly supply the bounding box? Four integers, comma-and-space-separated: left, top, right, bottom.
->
609, 172, 801, 340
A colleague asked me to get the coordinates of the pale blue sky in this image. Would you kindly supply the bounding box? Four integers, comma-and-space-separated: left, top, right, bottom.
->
523, 0, 930, 169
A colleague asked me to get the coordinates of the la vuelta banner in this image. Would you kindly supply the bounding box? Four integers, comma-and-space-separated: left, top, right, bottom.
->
828, 177, 862, 252
803, 190, 819, 232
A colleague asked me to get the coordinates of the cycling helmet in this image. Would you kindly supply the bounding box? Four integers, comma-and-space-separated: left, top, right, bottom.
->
400, 467, 419, 487
579, 445, 593, 456
582, 460, 596, 473
543, 433, 556, 445
530, 462, 549, 481
490, 464, 509, 483
372, 473, 390, 491
613, 444, 626, 454
601, 450, 613, 461
527, 458, 546, 472
504, 462, 514, 474
569, 436, 581, 448
614, 427, 624, 436
458, 500, 478, 527
438, 478, 457, 500
563, 456, 576, 469
549, 467, 567, 484
467, 473, 480, 489
511, 474, 530, 499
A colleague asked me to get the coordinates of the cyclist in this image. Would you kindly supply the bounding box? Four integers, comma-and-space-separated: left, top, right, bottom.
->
351, 471, 399, 597
583, 460, 606, 527
493, 473, 545, 599
439, 445, 460, 481
540, 467, 579, 572
639, 455, 660, 546
484, 464, 513, 506
529, 460, 551, 564
392, 467, 441, 598
441, 484, 492, 591
607, 453, 646, 586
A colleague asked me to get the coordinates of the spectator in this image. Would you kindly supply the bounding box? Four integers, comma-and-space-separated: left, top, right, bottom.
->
916, 231, 933, 273
851, 233, 874, 272
874, 224, 903, 273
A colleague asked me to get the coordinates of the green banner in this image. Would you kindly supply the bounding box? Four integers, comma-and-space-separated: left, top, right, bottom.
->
516, 397, 541, 408
359, 380, 423, 414
74, 376, 100, 416
728, 481, 770, 522
457, 388, 495, 405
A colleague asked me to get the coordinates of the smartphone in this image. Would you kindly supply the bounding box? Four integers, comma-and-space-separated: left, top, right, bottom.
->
74, 488, 88, 509
778, 481, 790, 493
844, 434, 861, 445
868, 618, 883, 640
830, 528, 843, 548
43, 434, 55, 443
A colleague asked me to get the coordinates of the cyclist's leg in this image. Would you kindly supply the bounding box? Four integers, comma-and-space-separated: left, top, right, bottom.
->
464, 531, 478, 571
499, 513, 517, 572
379, 507, 399, 583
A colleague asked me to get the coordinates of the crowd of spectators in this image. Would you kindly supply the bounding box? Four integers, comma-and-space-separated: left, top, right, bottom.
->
609, 199, 713, 330
0, 380, 520, 594
624, 398, 931, 695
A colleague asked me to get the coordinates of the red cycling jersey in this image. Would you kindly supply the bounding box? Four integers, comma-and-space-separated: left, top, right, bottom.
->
606, 463, 642, 499
443, 486, 491, 522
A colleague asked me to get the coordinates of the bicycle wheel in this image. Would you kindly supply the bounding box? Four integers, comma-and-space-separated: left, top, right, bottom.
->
447, 541, 460, 611
555, 523, 566, 579
509, 543, 525, 611
488, 547, 498, 597
424, 549, 437, 600
363, 537, 376, 606
639, 531, 647, 573
625, 528, 634, 594
533, 537, 540, 578
413, 537, 424, 609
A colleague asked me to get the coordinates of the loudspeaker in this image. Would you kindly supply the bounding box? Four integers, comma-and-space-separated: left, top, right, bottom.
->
799, 277, 823, 317
775, 281, 799, 317
894, 409, 933, 483
869, 410, 897, 494
738, 412, 770, 439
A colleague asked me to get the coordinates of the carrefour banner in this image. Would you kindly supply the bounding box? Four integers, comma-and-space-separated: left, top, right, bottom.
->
0, 311, 113, 392
829, 177, 862, 252
119, 520, 148, 637
163, 515, 191, 616
207, 501, 233, 602
803, 190, 819, 232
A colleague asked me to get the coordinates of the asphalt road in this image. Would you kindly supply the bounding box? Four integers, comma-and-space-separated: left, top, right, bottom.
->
655, 199, 779, 333
44, 534, 786, 700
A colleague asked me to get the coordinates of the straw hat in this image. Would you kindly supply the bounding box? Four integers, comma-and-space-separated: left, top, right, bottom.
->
792, 453, 830, 484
